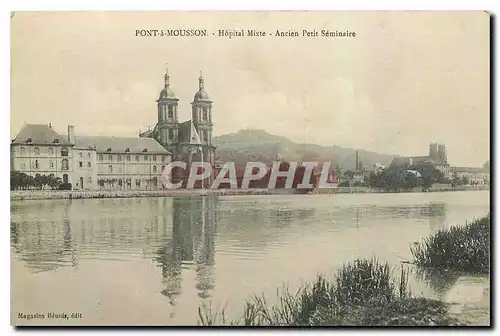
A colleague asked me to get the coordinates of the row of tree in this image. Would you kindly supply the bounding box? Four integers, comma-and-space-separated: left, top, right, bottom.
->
364, 162, 446, 192
97, 177, 158, 188
11, 171, 71, 190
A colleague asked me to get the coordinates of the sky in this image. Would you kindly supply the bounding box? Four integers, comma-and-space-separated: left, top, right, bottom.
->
10, 11, 490, 167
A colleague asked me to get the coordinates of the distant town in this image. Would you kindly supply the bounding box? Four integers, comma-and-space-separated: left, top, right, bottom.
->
10, 67, 490, 192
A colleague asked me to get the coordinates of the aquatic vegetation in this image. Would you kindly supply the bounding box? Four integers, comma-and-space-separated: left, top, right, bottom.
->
411, 214, 490, 273
198, 258, 461, 326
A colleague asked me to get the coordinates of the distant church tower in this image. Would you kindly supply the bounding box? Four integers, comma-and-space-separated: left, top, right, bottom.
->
156, 67, 179, 155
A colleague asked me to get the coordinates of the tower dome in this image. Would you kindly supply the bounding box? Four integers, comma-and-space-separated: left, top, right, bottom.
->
159, 67, 177, 99
159, 86, 176, 99
193, 71, 211, 101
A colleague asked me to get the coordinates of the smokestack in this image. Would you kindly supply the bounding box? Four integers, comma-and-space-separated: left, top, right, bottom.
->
68, 125, 75, 144
356, 150, 359, 171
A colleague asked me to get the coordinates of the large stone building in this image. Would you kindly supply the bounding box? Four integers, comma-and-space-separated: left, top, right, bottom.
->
139, 68, 216, 187
391, 142, 451, 177
11, 67, 216, 190
11, 124, 170, 190
450, 166, 490, 185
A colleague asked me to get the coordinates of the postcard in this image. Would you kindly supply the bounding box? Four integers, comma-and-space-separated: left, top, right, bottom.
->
10, 11, 490, 326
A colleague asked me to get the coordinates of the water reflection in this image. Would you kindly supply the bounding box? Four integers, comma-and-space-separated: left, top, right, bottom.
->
429, 202, 447, 231
413, 267, 461, 300
155, 197, 217, 303
10, 191, 490, 325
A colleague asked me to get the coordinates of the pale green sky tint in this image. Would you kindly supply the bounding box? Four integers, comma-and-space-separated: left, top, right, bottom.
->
11, 11, 490, 166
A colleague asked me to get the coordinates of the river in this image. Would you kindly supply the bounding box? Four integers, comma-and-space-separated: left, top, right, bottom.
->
10, 190, 490, 326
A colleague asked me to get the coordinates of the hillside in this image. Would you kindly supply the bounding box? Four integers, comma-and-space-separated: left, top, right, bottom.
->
213, 129, 396, 171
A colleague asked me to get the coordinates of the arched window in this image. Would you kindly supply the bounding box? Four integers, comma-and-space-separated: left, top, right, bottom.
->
61, 159, 69, 170
168, 105, 173, 119
153, 165, 157, 173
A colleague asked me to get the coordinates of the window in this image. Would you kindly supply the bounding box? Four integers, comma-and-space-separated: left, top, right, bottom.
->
168, 130, 174, 140
26, 137, 32, 143
162, 156, 167, 162
108, 165, 113, 173
50, 161, 54, 168
135, 155, 140, 162
203, 107, 208, 120
88, 162, 91, 168
53, 139, 59, 144
126, 155, 131, 162
168, 105, 173, 119
79, 161, 83, 168
88, 177, 92, 184
107, 148, 112, 152
79, 152, 83, 158
35, 160, 40, 169
152, 155, 157, 162
88, 153, 91, 158
34, 147, 40, 155
61, 147, 68, 157
108, 155, 112, 161
20, 147, 25, 155
99, 155, 103, 161
144, 156, 148, 162
62, 159, 69, 170
152, 177, 158, 187
136, 179, 141, 188
117, 155, 122, 162
153, 166, 157, 173
48, 147, 53, 155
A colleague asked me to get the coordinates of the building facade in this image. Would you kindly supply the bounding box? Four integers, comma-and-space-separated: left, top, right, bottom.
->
450, 166, 490, 185
139, 68, 216, 187
11, 124, 75, 185
11, 67, 217, 190
390, 142, 451, 177
11, 124, 172, 190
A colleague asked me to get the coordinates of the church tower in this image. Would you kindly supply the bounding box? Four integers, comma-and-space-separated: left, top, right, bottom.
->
191, 71, 213, 147
191, 71, 216, 186
156, 67, 179, 152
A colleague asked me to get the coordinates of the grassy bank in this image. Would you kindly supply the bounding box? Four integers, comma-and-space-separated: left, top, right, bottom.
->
411, 214, 490, 273
198, 258, 462, 326
198, 215, 491, 326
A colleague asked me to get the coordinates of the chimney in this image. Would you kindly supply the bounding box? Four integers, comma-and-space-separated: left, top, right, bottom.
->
355, 150, 359, 171
68, 125, 75, 144
49, 123, 52, 129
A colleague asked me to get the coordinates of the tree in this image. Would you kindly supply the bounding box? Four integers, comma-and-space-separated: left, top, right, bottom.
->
461, 175, 470, 185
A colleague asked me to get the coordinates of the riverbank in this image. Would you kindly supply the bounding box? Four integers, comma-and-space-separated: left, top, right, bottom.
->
198, 259, 465, 326
198, 214, 491, 326
10, 184, 489, 200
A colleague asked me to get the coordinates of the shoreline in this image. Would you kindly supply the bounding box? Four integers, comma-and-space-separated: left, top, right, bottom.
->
10, 185, 489, 201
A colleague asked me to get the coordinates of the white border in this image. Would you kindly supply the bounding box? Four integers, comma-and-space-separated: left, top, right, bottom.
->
2, 1, 497, 336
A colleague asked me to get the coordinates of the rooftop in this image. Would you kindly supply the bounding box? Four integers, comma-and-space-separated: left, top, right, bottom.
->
74, 135, 171, 154
11, 124, 70, 145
